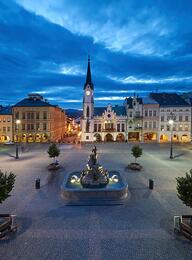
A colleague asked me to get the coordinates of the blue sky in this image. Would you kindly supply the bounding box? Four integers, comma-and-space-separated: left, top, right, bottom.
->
0, 0, 192, 108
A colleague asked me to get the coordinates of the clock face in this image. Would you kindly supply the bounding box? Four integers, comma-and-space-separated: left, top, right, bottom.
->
86, 90, 90, 96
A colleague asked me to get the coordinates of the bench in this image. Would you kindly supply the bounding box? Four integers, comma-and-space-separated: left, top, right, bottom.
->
174, 215, 192, 241
0, 214, 18, 239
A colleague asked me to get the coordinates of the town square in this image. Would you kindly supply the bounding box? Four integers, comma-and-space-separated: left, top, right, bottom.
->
0, 142, 192, 259
1, 0, 192, 259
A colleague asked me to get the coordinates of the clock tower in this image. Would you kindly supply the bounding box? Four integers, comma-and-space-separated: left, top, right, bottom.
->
81, 56, 94, 142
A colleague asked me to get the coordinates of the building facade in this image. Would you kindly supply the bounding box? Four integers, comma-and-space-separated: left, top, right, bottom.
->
81, 59, 192, 143
142, 97, 159, 142
12, 94, 67, 143
151, 93, 191, 142
0, 107, 13, 143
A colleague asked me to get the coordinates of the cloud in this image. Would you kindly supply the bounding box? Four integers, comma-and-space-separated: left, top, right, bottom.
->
15, 0, 180, 56
0, 0, 191, 109
108, 75, 192, 84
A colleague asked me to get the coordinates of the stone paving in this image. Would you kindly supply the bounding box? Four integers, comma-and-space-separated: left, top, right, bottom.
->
0, 142, 192, 260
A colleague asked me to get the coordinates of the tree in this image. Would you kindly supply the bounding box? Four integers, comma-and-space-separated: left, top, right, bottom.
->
131, 145, 142, 163
0, 170, 16, 204
176, 169, 192, 208
47, 143, 60, 163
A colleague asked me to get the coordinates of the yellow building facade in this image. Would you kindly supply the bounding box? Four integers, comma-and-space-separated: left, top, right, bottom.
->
12, 94, 67, 143
0, 107, 13, 143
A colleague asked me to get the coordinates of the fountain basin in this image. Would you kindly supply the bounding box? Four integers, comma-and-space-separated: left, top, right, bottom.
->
61, 171, 128, 202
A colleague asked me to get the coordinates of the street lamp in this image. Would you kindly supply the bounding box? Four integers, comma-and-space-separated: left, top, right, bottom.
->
15, 119, 21, 159
168, 117, 174, 159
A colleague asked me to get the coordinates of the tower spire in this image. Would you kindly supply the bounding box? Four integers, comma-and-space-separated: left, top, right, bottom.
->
84, 56, 94, 89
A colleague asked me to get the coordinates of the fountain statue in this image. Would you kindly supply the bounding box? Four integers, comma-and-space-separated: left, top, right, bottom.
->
80, 145, 109, 188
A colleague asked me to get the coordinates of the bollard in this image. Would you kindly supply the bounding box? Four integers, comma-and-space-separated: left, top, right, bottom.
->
149, 179, 154, 190
35, 178, 40, 189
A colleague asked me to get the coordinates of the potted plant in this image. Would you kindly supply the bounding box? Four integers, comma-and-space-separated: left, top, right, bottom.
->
128, 145, 143, 171
47, 143, 61, 170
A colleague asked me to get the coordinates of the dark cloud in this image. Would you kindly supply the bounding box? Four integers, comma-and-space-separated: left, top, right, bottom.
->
0, 0, 191, 109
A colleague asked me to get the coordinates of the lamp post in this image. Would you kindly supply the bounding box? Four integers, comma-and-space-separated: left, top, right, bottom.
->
168, 117, 174, 159
15, 119, 21, 159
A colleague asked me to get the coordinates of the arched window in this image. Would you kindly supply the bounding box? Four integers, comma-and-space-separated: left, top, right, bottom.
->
86, 106, 90, 117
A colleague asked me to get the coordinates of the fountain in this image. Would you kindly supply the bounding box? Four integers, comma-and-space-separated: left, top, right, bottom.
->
80, 146, 109, 188
61, 146, 128, 203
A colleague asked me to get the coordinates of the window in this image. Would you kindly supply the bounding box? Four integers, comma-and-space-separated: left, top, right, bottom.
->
105, 123, 113, 130
3, 118, 6, 122
161, 125, 164, 131
43, 112, 47, 120
184, 124, 189, 131
144, 110, 148, 117
153, 121, 156, 129
36, 123, 40, 131
36, 112, 40, 119
7, 127, 10, 132
31, 124, 34, 130
179, 124, 183, 131
129, 111, 132, 117
179, 115, 182, 121
98, 124, 101, 132
3, 126, 6, 132
43, 123, 47, 130
185, 116, 189, 121
121, 124, 125, 132
31, 112, 34, 120
86, 136, 89, 140
22, 112, 25, 119
153, 110, 157, 117
22, 124, 25, 130
94, 124, 97, 132
135, 111, 140, 117
15, 112, 19, 119
27, 113, 30, 119
149, 122, 152, 129
167, 125, 170, 131
7, 118, 11, 122
161, 116, 164, 122
117, 123, 120, 132
27, 124, 30, 130
149, 110, 152, 117
86, 106, 89, 118
144, 122, 147, 129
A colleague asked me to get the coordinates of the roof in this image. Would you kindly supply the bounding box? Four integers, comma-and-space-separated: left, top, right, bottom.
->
125, 97, 142, 108
113, 105, 127, 116
94, 105, 126, 116
0, 106, 12, 115
14, 98, 55, 107
188, 98, 192, 105
150, 93, 190, 107
142, 97, 158, 105
94, 107, 105, 116
84, 57, 94, 90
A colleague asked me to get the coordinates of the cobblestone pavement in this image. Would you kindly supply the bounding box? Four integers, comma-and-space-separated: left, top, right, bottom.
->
0, 143, 192, 260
